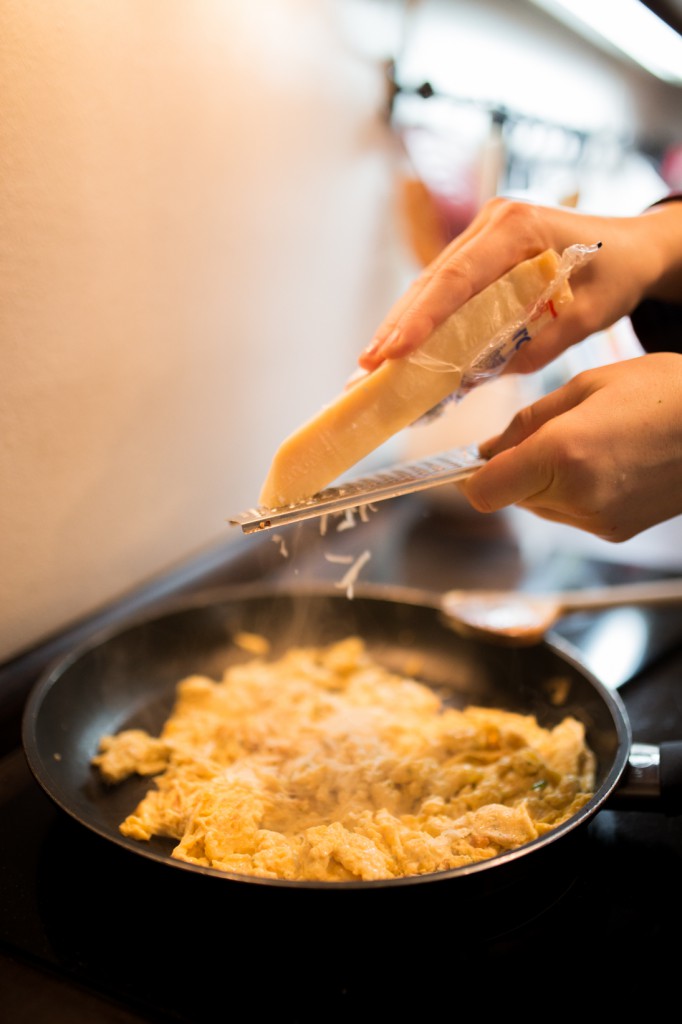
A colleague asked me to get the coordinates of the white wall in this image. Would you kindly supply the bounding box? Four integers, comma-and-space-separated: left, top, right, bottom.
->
0, 0, 404, 661
2, 0, 680, 663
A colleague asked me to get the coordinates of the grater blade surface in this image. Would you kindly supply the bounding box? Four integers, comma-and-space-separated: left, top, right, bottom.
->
229, 445, 485, 533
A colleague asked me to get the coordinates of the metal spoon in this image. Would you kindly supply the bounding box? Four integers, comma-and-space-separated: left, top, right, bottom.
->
440, 578, 682, 646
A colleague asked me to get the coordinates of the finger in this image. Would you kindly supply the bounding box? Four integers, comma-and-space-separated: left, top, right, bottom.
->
458, 444, 554, 513
359, 208, 549, 370
477, 382, 585, 457
363, 237, 539, 367
358, 275, 433, 369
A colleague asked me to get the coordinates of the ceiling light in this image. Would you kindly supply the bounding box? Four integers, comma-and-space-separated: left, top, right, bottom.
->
529, 0, 682, 84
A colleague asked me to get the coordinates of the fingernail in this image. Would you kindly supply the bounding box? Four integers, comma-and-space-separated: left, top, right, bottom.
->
345, 366, 368, 390
360, 336, 382, 361
362, 327, 401, 363
477, 436, 499, 459
377, 327, 402, 357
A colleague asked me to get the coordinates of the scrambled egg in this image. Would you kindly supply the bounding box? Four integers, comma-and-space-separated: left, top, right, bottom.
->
92, 636, 595, 882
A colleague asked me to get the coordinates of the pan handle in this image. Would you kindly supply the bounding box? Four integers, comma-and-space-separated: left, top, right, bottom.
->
606, 741, 682, 813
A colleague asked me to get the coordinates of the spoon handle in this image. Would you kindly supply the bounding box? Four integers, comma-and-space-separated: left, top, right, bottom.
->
559, 578, 682, 614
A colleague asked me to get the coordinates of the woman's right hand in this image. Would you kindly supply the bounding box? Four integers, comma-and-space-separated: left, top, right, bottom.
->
359, 197, 682, 376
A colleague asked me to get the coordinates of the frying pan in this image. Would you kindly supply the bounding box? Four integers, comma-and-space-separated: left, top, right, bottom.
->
22, 581, 682, 903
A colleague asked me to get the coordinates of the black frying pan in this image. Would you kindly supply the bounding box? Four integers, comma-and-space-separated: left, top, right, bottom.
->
22, 581, 682, 902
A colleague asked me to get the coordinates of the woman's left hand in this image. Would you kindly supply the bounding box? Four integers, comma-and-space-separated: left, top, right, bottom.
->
457, 352, 682, 541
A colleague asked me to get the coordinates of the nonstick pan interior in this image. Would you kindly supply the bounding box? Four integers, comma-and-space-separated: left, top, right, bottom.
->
22, 582, 630, 890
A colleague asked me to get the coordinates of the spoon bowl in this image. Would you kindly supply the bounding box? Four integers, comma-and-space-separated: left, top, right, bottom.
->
441, 578, 682, 645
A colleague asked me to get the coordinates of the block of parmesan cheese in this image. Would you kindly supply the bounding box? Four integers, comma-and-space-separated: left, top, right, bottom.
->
259, 249, 573, 509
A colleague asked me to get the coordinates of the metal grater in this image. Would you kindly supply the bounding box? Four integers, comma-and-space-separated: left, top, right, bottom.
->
229, 444, 486, 533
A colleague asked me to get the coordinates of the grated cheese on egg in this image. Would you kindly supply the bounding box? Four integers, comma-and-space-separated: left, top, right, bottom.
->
92, 637, 596, 883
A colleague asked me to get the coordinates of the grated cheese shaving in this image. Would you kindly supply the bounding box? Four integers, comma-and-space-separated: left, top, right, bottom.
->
92, 637, 596, 882
336, 509, 357, 532
334, 549, 371, 600
271, 533, 288, 558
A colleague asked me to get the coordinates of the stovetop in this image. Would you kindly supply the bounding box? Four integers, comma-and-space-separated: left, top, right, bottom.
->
2, 496, 681, 1019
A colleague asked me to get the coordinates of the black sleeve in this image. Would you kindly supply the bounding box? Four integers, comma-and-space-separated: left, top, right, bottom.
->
628, 194, 682, 355
630, 299, 682, 354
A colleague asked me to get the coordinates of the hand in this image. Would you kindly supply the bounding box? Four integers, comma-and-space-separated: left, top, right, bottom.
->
457, 353, 682, 541
359, 197, 682, 375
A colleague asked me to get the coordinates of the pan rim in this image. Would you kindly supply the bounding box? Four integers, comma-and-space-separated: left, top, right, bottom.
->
21, 580, 632, 889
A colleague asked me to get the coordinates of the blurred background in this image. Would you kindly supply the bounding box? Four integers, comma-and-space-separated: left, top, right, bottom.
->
2, 0, 681, 662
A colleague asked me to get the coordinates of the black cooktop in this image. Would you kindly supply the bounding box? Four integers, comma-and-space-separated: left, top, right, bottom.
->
2, 498, 681, 1020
